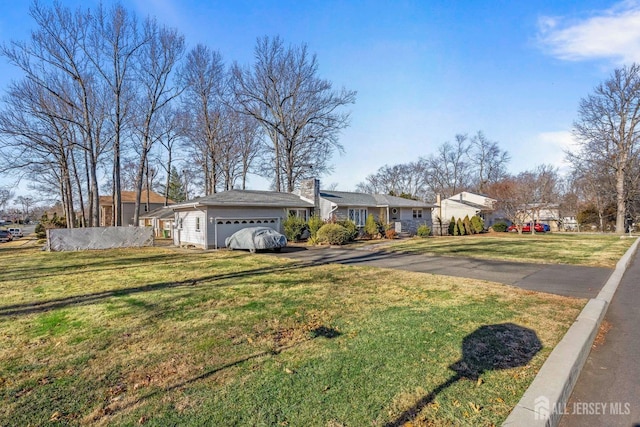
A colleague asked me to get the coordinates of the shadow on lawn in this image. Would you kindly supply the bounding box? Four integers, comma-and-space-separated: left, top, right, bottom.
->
0, 259, 321, 317
0, 248, 429, 317
385, 323, 542, 427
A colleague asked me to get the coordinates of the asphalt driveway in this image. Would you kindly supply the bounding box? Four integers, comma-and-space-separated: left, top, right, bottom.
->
271, 246, 612, 299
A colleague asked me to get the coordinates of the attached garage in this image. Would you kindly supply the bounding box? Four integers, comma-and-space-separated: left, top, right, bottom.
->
170, 190, 313, 249
213, 217, 280, 249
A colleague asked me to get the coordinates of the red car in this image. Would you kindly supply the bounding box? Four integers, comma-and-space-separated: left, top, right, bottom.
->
508, 223, 546, 233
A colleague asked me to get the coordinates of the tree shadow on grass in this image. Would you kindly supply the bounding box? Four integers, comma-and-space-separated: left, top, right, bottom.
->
0, 259, 320, 317
385, 323, 542, 427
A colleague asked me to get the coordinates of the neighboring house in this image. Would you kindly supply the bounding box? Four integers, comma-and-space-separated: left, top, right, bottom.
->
432, 192, 496, 235
171, 190, 314, 249
99, 190, 172, 227
297, 179, 434, 234
139, 206, 175, 238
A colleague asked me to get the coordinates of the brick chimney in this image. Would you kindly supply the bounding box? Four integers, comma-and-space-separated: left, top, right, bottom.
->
299, 179, 320, 214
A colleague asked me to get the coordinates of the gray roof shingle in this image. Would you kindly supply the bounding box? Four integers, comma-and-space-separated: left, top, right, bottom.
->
172, 190, 314, 208
320, 191, 434, 208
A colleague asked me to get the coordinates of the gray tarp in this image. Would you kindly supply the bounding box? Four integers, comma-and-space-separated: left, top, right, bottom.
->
225, 227, 287, 252
48, 226, 154, 251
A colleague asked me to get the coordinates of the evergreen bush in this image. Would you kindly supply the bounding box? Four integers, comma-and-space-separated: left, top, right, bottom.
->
492, 222, 508, 232
307, 215, 324, 239
283, 215, 308, 241
471, 215, 484, 233
417, 224, 431, 237
364, 214, 379, 238
455, 218, 464, 236
448, 216, 456, 235
463, 215, 472, 235
317, 223, 350, 245
337, 219, 358, 241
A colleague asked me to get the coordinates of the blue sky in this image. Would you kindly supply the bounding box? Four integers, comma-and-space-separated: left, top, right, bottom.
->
0, 0, 637, 195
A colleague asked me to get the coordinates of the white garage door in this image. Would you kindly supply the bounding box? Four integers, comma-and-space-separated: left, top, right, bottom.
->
214, 217, 281, 248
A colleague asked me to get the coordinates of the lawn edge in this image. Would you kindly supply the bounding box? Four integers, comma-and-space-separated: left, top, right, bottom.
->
503, 236, 640, 427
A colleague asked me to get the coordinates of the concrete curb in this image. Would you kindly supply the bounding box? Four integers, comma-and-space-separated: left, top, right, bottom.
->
503, 237, 640, 427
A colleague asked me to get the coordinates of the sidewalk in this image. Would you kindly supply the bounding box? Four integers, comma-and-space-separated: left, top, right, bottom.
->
558, 246, 640, 426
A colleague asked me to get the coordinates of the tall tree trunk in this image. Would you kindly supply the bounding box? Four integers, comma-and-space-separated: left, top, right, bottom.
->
164, 150, 172, 206
615, 166, 626, 233
71, 151, 87, 227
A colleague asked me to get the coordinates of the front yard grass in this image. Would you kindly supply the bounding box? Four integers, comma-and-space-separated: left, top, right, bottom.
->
0, 246, 585, 426
385, 233, 635, 268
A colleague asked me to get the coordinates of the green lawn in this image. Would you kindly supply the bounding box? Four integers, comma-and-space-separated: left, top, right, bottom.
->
0, 245, 585, 426
385, 233, 635, 268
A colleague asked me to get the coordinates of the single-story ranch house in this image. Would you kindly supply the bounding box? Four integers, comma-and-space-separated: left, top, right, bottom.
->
170, 179, 434, 249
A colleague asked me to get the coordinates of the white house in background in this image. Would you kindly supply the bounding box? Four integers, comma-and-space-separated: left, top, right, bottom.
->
432, 192, 496, 235
170, 179, 435, 249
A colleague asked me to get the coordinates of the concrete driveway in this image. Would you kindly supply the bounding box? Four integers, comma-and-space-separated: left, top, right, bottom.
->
271, 246, 612, 299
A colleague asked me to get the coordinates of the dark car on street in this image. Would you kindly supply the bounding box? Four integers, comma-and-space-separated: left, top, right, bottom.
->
0, 230, 13, 242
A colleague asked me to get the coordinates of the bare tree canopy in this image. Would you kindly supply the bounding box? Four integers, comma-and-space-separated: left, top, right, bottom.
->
356, 131, 509, 200
571, 63, 640, 234
231, 36, 356, 192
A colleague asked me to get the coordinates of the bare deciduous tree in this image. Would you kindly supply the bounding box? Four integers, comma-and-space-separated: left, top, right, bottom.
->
231, 36, 356, 192
131, 19, 184, 224
572, 63, 640, 234
180, 44, 226, 194
469, 131, 510, 193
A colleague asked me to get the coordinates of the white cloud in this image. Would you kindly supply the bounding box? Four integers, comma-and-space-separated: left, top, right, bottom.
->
538, 1, 640, 63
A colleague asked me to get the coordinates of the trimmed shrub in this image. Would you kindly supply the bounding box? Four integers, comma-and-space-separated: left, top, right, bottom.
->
492, 222, 508, 232
448, 216, 456, 236
283, 215, 308, 241
417, 224, 431, 237
307, 215, 324, 239
455, 218, 464, 236
317, 223, 350, 245
471, 215, 484, 233
364, 214, 379, 238
337, 219, 358, 241
463, 215, 472, 235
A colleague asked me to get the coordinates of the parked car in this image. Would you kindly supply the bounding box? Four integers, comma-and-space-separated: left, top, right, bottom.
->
7, 228, 23, 238
225, 227, 287, 252
508, 223, 546, 233
0, 230, 13, 242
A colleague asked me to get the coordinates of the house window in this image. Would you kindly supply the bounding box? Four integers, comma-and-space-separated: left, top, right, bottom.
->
413, 209, 423, 219
348, 208, 367, 227
288, 209, 308, 221
196, 217, 201, 231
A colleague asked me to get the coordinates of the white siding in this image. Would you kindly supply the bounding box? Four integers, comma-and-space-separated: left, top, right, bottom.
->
173, 210, 207, 248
